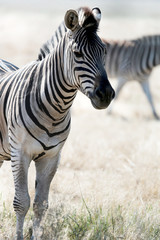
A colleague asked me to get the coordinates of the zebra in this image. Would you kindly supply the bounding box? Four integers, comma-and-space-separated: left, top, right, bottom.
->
103, 36, 160, 119
0, 7, 115, 240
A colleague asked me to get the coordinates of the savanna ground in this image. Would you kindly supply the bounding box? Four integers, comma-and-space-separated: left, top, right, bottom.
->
0, 3, 160, 239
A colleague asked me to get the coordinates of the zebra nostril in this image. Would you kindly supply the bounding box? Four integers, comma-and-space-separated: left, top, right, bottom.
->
95, 87, 115, 101
95, 88, 104, 99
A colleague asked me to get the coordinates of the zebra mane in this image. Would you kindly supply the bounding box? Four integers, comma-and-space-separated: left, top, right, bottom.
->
134, 34, 160, 44
37, 21, 66, 60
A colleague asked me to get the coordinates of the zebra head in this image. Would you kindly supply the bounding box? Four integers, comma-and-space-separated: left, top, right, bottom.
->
63, 7, 115, 109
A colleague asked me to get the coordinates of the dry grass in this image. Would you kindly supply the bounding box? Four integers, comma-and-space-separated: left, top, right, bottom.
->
0, 7, 160, 240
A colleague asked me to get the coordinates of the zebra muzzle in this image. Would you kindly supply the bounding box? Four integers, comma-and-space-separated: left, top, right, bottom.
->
90, 86, 115, 109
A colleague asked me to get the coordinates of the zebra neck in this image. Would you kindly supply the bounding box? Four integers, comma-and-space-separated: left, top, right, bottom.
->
38, 52, 77, 122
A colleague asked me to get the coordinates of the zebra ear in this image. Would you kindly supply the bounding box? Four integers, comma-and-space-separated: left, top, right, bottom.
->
92, 8, 101, 25
64, 10, 79, 31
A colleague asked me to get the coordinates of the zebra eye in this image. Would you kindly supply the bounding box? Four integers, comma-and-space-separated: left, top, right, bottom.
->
74, 51, 83, 58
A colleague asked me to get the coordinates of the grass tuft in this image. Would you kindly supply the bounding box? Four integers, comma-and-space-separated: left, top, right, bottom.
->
1, 200, 160, 239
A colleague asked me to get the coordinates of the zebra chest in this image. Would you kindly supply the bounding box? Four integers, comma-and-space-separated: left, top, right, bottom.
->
11, 121, 71, 161
30, 135, 66, 161
6, 102, 71, 161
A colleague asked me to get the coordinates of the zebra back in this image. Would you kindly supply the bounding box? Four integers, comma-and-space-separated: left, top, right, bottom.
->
103, 35, 160, 81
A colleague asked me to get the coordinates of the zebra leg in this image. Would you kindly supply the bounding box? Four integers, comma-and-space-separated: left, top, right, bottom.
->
11, 150, 31, 240
140, 79, 159, 120
32, 153, 60, 239
108, 77, 128, 114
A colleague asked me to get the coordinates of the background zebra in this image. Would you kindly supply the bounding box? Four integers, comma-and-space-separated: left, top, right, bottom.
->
103, 36, 160, 120
0, 7, 114, 240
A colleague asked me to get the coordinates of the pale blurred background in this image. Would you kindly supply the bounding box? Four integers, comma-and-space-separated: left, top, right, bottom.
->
0, 1, 160, 237
1, 0, 160, 66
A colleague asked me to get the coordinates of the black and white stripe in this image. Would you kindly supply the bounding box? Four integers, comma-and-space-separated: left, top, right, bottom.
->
103, 35, 160, 119
0, 7, 114, 239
